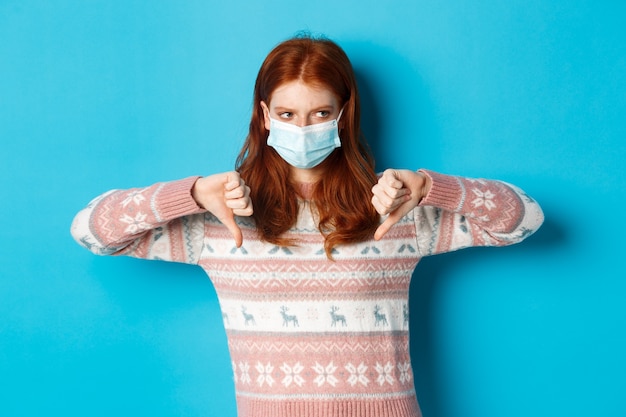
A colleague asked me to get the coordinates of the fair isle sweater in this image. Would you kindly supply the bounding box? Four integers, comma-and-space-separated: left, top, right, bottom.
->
71, 169, 543, 417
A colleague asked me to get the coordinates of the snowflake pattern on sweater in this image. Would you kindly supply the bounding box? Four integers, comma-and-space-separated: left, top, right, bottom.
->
71, 169, 543, 417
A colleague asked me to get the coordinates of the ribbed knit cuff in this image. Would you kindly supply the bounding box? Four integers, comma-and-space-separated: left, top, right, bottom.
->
154, 176, 206, 220
237, 395, 421, 417
418, 169, 464, 212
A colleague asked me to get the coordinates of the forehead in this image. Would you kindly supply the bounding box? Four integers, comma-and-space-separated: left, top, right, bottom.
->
269, 80, 339, 108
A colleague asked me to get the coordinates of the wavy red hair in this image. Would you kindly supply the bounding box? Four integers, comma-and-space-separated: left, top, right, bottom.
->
236, 35, 380, 258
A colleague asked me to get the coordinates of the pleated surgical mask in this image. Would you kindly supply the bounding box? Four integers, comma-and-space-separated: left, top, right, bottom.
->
267, 109, 343, 169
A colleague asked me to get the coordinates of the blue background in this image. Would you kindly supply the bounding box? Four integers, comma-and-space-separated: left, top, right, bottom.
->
1, 1, 625, 416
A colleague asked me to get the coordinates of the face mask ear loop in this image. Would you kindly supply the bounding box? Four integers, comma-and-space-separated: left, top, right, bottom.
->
336, 106, 346, 138
337, 106, 345, 123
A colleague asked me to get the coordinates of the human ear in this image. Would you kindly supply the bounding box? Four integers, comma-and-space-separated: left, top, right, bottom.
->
260, 101, 271, 131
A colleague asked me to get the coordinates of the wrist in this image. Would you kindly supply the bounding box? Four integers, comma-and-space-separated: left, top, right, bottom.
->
417, 170, 432, 203
191, 177, 207, 209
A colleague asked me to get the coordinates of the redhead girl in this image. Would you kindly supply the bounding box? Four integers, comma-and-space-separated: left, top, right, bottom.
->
72, 35, 543, 417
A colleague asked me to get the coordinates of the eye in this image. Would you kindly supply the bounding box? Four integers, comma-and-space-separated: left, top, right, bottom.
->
278, 112, 293, 119
315, 110, 331, 118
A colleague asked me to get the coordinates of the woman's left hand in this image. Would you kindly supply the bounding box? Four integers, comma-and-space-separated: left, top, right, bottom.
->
371, 169, 430, 240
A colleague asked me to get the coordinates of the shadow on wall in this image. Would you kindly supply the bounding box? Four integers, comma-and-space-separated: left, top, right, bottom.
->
407, 214, 564, 417
346, 40, 438, 172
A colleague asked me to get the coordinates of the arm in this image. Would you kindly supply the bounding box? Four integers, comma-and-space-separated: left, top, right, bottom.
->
372, 169, 544, 255
70, 176, 206, 263
71, 172, 253, 263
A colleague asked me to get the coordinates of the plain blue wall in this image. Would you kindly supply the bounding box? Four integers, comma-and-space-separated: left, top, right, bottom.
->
1, 1, 625, 416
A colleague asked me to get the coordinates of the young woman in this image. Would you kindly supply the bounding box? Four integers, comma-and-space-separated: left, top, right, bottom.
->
71, 35, 543, 417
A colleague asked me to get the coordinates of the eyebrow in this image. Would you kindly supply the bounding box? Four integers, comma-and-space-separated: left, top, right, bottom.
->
272, 107, 293, 113
273, 105, 335, 113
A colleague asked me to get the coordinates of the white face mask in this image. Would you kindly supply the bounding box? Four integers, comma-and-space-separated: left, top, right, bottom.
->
266, 110, 343, 169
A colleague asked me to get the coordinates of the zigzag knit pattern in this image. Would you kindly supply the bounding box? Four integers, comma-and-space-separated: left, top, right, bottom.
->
71, 169, 543, 417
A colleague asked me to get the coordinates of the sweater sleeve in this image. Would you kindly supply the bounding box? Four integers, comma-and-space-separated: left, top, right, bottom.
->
413, 169, 544, 256
70, 176, 207, 264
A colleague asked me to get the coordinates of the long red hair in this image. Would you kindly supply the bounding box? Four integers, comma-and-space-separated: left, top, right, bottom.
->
236, 35, 380, 258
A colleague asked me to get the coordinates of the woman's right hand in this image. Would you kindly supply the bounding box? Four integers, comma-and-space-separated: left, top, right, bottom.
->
192, 172, 253, 247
